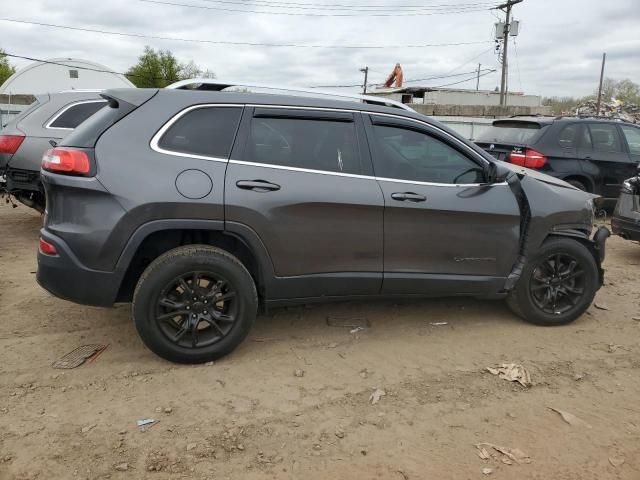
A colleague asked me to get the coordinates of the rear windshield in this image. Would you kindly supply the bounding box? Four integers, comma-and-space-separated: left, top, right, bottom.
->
477, 121, 545, 145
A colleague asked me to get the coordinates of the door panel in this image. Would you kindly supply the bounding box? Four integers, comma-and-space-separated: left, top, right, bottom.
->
580, 123, 634, 198
362, 114, 520, 295
378, 180, 520, 291
225, 108, 384, 299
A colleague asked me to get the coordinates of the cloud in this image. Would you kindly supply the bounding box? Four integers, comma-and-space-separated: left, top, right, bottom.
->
1, 0, 638, 97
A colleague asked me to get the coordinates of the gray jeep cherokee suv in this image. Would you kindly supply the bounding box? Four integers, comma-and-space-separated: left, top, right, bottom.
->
36, 84, 610, 363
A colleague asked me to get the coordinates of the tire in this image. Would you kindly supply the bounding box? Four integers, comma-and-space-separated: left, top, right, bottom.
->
506, 237, 598, 326
132, 245, 257, 363
566, 179, 587, 192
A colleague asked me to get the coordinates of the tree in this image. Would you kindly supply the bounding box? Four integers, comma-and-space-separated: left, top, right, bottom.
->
0, 49, 16, 86
126, 46, 215, 88
596, 77, 640, 104
614, 79, 640, 104
126, 46, 182, 88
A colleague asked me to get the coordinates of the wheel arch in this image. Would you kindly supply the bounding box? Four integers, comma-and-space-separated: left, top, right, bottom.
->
114, 220, 275, 303
561, 174, 594, 193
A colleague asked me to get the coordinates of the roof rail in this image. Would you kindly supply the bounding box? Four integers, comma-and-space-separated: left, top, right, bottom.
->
165, 79, 415, 112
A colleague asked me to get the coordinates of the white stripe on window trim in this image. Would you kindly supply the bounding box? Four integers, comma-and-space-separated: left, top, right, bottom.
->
149, 103, 497, 186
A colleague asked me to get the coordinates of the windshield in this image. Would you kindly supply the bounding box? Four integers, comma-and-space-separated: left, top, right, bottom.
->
478, 121, 545, 145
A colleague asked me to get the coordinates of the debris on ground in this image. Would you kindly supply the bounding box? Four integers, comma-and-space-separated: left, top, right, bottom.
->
429, 322, 448, 326
81, 424, 96, 433
114, 463, 129, 471
137, 418, 156, 427
594, 303, 609, 311
52, 344, 109, 369
326, 315, 371, 329
486, 364, 532, 387
608, 344, 624, 353
334, 427, 345, 439
294, 369, 305, 377
482, 467, 493, 475
632, 317, 640, 322
475, 443, 531, 465
548, 407, 592, 429
609, 456, 625, 467
369, 388, 386, 405
163, 407, 173, 414
576, 99, 640, 123
350, 327, 365, 334
186, 442, 197, 451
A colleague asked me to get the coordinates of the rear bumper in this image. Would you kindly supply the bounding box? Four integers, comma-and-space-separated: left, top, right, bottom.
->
611, 191, 640, 241
36, 229, 121, 307
612, 216, 640, 241
6, 167, 41, 193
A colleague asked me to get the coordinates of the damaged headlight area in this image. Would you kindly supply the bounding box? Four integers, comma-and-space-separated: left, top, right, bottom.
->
621, 177, 640, 195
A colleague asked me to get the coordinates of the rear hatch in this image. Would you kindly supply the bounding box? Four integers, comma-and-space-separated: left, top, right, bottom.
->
475, 119, 549, 161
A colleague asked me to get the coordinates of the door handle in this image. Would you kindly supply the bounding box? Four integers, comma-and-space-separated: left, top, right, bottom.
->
236, 180, 281, 192
391, 192, 426, 202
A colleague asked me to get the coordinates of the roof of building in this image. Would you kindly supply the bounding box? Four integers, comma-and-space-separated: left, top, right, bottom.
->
0, 58, 134, 94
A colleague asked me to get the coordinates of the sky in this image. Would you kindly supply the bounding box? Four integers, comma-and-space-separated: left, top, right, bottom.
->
1, 0, 639, 98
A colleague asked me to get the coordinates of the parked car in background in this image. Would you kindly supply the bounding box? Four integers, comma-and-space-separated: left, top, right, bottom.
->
475, 117, 640, 202
612, 174, 640, 241
0, 91, 107, 212
36, 82, 609, 364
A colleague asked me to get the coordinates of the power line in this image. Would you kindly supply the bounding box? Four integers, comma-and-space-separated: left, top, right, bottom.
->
1, 52, 164, 81
0, 18, 492, 49
140, 0, 498, 16
195, 0, 498, 11
313, 68, 495, 88
431, 68, 495, 88
404, 67, 494, 83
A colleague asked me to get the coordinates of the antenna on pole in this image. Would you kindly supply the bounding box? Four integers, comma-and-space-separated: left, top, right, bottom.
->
595, 53, 606, 116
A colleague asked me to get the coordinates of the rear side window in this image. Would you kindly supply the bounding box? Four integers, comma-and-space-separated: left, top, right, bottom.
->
558, 124, 579, 148
621, 125, 640, 155
246, 116, 361, 174
588, 124, 622, 153
477, 121, 543, 144
48, 101, 107, 129
157, 106, 242, 159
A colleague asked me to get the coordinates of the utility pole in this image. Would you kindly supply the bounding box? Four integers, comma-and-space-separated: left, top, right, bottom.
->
360, 66, 369, 94
595, 52, 606, 116
496, 0, 523, 106
476, 63, 481, 91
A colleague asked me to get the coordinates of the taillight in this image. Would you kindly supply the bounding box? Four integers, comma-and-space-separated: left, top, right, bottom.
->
42, 148, 91, 175
509, 148, 547, 169
0, 134, 25, 154
39, 238, 58, 256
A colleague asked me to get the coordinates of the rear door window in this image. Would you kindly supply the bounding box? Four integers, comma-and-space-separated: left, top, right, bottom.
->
621, 125, 640, 155
156, 106, 243, 159
477, 121, 544, 145
587, 124, 623, 153
48, 101, 107, 129
558, 124, 579, 148
246, 114, 362, 174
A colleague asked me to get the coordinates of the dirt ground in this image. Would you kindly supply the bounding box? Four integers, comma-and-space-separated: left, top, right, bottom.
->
1, 202, 640, 480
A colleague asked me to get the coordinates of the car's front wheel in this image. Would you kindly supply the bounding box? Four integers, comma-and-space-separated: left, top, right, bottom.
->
132, 245, 257, 363
506, 237, 598, 326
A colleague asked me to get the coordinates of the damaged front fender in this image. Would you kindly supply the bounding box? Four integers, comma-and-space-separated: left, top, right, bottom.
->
502, 168, 609, 291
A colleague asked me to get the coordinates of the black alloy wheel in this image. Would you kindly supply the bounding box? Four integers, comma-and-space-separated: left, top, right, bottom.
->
529, 253, 585, 315
156, 272, 238, 348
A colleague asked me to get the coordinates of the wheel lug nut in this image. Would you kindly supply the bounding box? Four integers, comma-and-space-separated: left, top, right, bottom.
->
186, 306, 190, 310
204, 300, 207, 304
204, 310, 208, 314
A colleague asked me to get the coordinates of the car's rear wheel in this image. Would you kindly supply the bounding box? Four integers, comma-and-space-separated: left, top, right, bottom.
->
506, 237, 598, 326
566, 179, 587, 192
132, 245, 257, 363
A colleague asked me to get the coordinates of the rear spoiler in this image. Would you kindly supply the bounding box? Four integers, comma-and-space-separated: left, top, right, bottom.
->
61, 89, 158, 148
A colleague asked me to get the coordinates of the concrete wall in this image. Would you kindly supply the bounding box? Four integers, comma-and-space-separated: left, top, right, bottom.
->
411, 103, 552, 118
